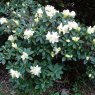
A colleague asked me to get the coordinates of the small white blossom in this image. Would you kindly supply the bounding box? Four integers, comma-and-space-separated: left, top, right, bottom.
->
0, 17, 8, 24
12, 43, 17, 49
45, 5, 58, 18
68, 21, 78, 30
77, 27, 81, 31
7, 25, 10, 28
93, 39, 95, 44
46, 31, 60, 44
12, 30, 16, 33
21, 52, 28, 61
12, 19, 19, 25
17, 13, 21, 18
30, 65, 41, 76
6, 2, 10, 6
34, 17, 39, 22
35, 8, 43, 18
53, 47, 61, 55
22, 3, 25, 7
12, 11, 16, 14
8, 35, 16, 42
86, 56, 90, 60
66, 39, 70, 43
51, 52, 55, 57
57, 23, 69, 34
87, 26, 95, 34
24, 29, 34, 39
89, 74, 92, 78
10, 69, 21, 78
65, 54, 73, 58
62, 10, 70, 17
93, 25, 95, 31
62, 10, 76, 18
70, 11, 76, 18
88, 74, 94, 79
72, 37, 80, 42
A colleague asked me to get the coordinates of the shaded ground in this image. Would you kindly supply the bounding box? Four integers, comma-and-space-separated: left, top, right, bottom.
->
0, 65, 15, 95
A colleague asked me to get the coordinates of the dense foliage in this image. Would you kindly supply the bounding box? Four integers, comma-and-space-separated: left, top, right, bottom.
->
0, 0, 95, 94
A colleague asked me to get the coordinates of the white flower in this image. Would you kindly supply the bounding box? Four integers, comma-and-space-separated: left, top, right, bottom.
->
53, 47, 61, 55
24, 29, 34, 39
46, 31, 60, 44
66, 39, 70, 43
45, 5, 58, 18
21, 52, 28, 61
12, 19, 19, 25
12, 30, 16, 33
88, 74, 94, 79
0, 17, 8, 24
68, 21, 78, 30
62, 10, 76, 18
6, 2, 10, 6
72, 37, 80, 42
12, 43, 17, 49
87, 26, 95, 34
12, 11, 16, 14
93, 25, 95, 31
77, 27, 81, 31
70, 11, 76, 18
30, 65, 41, 76
62, 10, 70, 17
86, 56, 90, 60
57, 23, 69, 34
34, 17, 39, 22
17, 13, 21, 18
65, 54, 73, 58
10, 69, 21, 78
8, 35, 16, 42
22, 3, 25, 7
93, 39, 95, 44
89, 74, 92, 78
51, 52, 55, 57
35, 8, 43, 18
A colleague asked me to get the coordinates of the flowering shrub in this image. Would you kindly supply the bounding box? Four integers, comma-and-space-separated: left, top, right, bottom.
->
0, 0, 95, 94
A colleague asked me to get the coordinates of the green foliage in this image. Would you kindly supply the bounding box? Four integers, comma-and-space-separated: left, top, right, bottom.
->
0, 0, 95, 95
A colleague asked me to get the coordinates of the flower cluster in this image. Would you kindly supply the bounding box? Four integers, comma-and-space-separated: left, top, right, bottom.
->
35, 8, 43, 18
45, 5, 59, 18
21, 52, 29, 61
24, 29, 34, 39
34, 8, 43, 22
12, 43, 18, 49
87, 26, 95, 34
62, 9, 76, 18
0, 17, 8, 24
57, 23, 69, 34
72, 37, 80, 42
57, 21, 79, 34
46, 31, 60, 44
30, 65, 41, 76
10, 69, 21, 78
10, 65, 41, 79
8, 35, 17, 42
